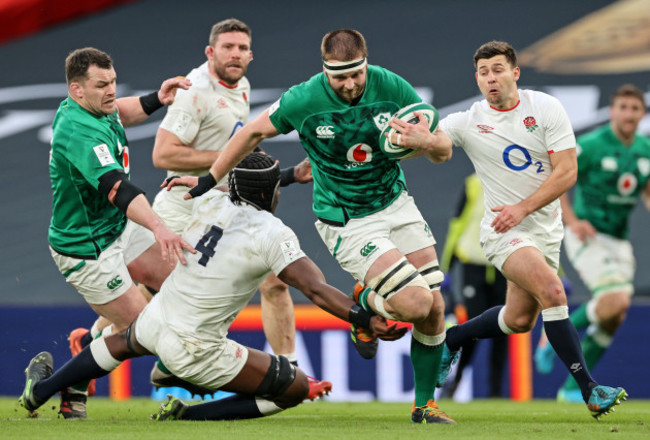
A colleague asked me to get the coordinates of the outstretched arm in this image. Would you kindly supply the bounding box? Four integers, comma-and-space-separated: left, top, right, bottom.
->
117, 77, 191, 127
162, 109, 281, 199
278, 257, 407, 340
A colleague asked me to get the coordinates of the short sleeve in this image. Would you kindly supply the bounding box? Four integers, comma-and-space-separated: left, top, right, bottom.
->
263, 225, 307, 276
268, 91, 297, 134
542, 96, 576, 154
440, 111, 468, 148
159, 88, 202, 144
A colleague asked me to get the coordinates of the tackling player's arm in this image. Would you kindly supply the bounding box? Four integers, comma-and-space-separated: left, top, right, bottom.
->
162, 109, 281, 198
97, 170, 195, 265
491, 148, 578, 233
116, 77, 191, 127
277, 257, 406, 341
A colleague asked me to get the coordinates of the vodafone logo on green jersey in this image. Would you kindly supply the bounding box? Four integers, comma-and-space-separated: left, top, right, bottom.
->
346, 143, 373, 166
617, 173, 638, 196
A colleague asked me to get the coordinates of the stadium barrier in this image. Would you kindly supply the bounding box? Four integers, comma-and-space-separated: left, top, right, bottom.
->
2, 304, 648, 400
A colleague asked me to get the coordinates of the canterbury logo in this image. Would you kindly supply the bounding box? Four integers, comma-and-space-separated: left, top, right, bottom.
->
316, 126, 335, 138
107, 275, 123, 290
360, 242, 377, 257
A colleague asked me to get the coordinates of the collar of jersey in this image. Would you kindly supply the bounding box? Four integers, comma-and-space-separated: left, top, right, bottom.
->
489, 99, 520, 112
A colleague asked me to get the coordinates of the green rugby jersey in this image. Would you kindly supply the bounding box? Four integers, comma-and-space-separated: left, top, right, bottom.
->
48, 98, 130, 258
269, 65, 421, 224
574, 124, 650, 239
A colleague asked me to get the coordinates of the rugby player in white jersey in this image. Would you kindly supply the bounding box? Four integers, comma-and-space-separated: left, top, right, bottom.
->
147, 18, 329, 399
384, 40, 627, 420
19, 153, 403, 421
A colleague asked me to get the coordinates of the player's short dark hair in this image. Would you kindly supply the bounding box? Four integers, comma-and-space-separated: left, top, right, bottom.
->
65, 47, 113, 85
321, 29, 368, 61
209, 18, 251, 47
228, 152, 280, 212
473, 41, 518, 69
611, 84, 645, 107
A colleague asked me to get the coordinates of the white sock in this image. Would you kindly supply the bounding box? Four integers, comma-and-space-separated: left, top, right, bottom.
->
89, 339, 121, 371
255, 397, 283, 416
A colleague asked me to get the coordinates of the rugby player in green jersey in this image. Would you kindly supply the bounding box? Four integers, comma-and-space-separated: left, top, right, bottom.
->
165, 29, 456, 424
48, 47, 195, 417
535, 84, 650, 401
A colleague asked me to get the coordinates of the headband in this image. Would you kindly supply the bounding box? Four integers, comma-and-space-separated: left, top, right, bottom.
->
323, 57, 367, 75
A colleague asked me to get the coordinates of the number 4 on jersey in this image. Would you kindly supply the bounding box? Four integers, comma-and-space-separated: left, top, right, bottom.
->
195, 225, 223, 266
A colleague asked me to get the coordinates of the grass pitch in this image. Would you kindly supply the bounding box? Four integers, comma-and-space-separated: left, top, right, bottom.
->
1, 397, 648, 440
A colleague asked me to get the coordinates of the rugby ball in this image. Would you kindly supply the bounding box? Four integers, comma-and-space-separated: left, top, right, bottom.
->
379, 102, 439, 160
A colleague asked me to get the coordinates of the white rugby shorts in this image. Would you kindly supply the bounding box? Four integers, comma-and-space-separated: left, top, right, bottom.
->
50, 220, 155, 304
315, 192, 436, 282
564, 228, 635, 297
135, 297, 249, 389
481, 221, 563, 273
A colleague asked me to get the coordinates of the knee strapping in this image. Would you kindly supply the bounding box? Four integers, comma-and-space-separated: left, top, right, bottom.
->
418, 259, 445, 291
367, 257, 428, 301
256, 355, 297, 400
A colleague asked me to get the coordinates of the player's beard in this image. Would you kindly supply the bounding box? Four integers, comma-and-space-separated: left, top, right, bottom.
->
335, 83, 365, 103
214, 63, 247, 86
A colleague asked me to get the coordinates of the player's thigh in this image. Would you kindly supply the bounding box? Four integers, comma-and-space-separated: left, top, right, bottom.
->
503, 279, 541, 330
483, 226, 562, 274
315, 214, 394, 282
50, 241, 134, 306
89, 283, 148, 331
127, 242, 173, 290
388, 192, 437, 256
502, 246, 563, 302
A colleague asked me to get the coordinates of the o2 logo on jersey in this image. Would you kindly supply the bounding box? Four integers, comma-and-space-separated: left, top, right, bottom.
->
346, 143, 373, 166
502, 144, 544, 174
229, 121, 244, 139
617, 173, 637, 196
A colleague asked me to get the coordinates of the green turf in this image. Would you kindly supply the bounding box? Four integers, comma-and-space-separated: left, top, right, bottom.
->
1, 397, 648, 440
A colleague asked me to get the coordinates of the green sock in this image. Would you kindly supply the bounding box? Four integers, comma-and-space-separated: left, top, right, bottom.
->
569, 303, 590, 331
357, 287, 373, 313
561, 331, 608, 391
410, 338, 443, 407
157, 359, 172, 374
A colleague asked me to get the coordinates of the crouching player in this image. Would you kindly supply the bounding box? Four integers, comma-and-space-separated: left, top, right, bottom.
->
19, 153, 405, 420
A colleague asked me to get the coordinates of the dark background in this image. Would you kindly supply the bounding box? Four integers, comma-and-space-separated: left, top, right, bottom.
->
0, 0, 648, 306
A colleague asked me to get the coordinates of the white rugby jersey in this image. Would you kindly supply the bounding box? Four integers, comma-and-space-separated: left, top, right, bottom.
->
155, 191, 305, 339
159, 61, 250, 180
441, 89, 576, 235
